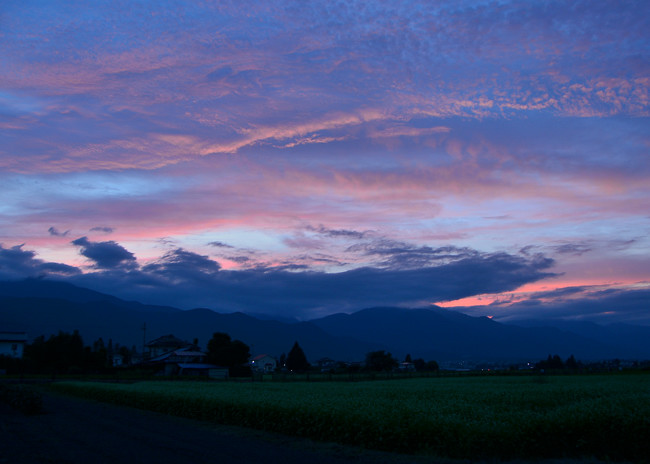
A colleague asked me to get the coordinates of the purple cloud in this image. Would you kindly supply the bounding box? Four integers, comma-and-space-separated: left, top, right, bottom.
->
71, 237, 137, 270
30, 240, 558, 317
0, 244, 80, 280
90, 226, 114, 234
48, 227, 70, 237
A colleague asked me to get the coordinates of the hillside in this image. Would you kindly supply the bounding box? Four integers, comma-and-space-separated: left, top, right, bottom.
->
0, 280, 374, 361
309, 306, 639, 361
2, 279, 649, 362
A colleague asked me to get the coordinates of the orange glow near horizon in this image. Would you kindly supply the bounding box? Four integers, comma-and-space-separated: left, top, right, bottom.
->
437, 279, 650, 308
437, 295, 496, 308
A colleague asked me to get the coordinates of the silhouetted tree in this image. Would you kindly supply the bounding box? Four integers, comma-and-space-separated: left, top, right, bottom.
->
85, 337, 108, 370
536, 354, 566, 371
565, 354, 579, 370
0, 354, 24, 375
23, 335, 47, 370
206, 332, 250, 374
118, 346, 132, 365
413, 358, 426, 371
365, 350, 398, 372
286, 342, 310, 372
24, 330, 85, 373
93, 338, 105, 352
426, 360, 440, 372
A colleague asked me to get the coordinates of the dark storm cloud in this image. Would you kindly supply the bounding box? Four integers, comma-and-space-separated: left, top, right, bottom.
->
66, 245, 557, 317
65, 248, 224, 308
199, 250, 555, 317
0, 244, 80, 279
71, 236, 137, 270
2, 242, 559, 319
48, 227, 70, 237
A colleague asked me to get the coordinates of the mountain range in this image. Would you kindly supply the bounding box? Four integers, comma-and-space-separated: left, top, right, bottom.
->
1, 279, 649, 363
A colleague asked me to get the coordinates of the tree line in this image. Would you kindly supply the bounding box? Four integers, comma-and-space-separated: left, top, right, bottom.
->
364, 350, 439, 372
0, 330, 135, 375
0, 330, 320, 377
535, 353, 581, 371
4, 330, 602, 378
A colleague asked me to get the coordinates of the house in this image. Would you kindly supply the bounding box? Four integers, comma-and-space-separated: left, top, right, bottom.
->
130, 352, 144, 365
250, 354, 277, 373
145, 345, 228, 379
0, 332, 27, 358
145, 334, 191, 359
111, 353, 125, 367
317, 357, 337, 372
398, 361, 416, 372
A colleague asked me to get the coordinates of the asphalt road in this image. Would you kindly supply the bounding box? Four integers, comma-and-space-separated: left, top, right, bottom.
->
0, 389, 442, 464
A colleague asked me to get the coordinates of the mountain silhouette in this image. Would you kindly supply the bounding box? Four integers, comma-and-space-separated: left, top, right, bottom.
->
0, 279, 374, 361
309, 306, 639, 361
2, 279, 649, 362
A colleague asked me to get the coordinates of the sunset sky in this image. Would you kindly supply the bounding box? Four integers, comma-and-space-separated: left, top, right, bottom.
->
1, 1, 649, 323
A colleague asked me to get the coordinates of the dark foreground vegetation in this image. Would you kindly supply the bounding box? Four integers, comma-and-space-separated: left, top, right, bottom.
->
0, 382, 43, 414
49, 372, 650, 462
4, 329, 650, 461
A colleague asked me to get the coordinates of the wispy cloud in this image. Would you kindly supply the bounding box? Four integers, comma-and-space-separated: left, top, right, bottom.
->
48, 227, 70, 237
90, 226, 114, 234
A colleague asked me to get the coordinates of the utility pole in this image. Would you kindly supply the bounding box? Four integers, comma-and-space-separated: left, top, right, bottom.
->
142, 323, 147, 358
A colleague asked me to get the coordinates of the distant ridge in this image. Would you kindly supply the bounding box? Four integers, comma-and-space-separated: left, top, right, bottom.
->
0, 279, 375, 360
2, 279, 649, 362
505, 318, 650, 362
309, 306, 629, 361
0, 278, 122, 304
0, 278, 181, 314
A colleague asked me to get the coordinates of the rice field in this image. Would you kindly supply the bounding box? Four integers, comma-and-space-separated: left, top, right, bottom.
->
52, 373, 650, 461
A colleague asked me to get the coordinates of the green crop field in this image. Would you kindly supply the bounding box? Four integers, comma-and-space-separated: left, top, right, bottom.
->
52, 373, 650, 461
